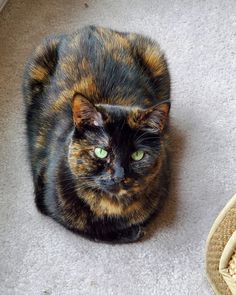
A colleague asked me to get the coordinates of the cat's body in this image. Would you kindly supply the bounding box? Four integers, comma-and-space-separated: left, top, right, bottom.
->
23, 26, 171, 243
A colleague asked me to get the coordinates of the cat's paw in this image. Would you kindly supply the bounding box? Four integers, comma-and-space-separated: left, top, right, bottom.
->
92, 225, 144, 244
117, 225, 144, 243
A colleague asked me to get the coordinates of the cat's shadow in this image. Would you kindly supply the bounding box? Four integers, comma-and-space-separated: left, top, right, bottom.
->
142, 123, 185, 241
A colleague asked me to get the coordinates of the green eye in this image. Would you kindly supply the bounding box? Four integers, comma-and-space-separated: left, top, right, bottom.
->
94, 147, 108, 159
131, 150, 145, 161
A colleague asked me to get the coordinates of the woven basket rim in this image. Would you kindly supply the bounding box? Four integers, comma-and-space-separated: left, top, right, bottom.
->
205, 193, 236, 295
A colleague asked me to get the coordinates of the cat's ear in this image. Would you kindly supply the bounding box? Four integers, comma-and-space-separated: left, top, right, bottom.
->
129, 101, 170, 133
72, 94, 103, 127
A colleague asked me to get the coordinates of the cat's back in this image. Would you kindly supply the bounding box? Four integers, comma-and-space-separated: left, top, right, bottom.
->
23, 26, 170, 114
58, 26, 170, 107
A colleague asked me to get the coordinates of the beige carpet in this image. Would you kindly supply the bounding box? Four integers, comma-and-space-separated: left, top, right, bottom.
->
0, 0, 236, 294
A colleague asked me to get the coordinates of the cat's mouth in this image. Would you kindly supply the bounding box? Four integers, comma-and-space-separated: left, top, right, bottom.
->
100, 183, 121, 194
95, 178, 132, 196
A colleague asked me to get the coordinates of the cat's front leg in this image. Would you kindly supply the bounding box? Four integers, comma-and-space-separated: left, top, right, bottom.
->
94, 225, 144, 244
115, 225, 145, 243
34, 172, 48, 215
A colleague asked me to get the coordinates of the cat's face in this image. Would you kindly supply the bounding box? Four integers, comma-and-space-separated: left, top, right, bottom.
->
68, 95, 170, 196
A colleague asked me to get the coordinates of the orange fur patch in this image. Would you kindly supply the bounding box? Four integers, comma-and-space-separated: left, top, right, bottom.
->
105, 33, 130, 52
96, 198, 123, 216
52, 89, 74, 111
115, 34, 130, 48
73, 76, 98, 98
143, 46, 166, 77
127, 108, 142, 129
30, 65, 48, 81
35, 132, 45, 149
80, 57, 90, 72
112, 51, 133, 65
144, 98, 152, 107
60, 56, 77, 77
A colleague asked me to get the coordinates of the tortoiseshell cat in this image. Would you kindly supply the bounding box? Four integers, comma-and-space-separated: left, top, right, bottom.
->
23, 26, 171, 243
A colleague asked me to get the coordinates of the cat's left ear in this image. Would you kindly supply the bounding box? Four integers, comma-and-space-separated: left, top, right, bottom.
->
72, 94, 103, 127
129, 101, 170, 133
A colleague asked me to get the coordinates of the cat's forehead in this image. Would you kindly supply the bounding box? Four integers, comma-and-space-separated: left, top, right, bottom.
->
96, 104, 133, 134
96, 104, 131, 120
81, 104, 136, 148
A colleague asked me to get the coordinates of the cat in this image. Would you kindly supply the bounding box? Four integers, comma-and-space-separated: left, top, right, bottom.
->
23, 26, 171, 243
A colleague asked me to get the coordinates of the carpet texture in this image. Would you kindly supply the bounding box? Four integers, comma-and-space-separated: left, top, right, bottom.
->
0, 1, 235, 294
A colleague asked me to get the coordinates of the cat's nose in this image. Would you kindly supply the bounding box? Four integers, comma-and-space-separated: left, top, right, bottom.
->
112, 166, 124, 184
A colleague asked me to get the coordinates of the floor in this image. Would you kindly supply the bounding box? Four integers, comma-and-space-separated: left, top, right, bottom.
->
0, 0, 236, 294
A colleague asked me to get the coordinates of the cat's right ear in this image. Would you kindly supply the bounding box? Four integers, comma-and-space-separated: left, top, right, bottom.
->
72, 94, 103, 127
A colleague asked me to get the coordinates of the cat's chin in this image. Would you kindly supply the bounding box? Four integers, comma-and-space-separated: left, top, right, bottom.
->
101, 186, 120, 195
99, 184, 125, 197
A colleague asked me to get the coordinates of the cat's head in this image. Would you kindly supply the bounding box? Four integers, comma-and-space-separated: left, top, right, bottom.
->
68, 94, 170, 197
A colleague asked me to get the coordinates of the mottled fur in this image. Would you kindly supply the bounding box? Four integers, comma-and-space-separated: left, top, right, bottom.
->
23, 26, 171, 243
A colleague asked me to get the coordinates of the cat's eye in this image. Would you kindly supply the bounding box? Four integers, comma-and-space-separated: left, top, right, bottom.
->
131, 150, 145, 161
94, 147, 108, 159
